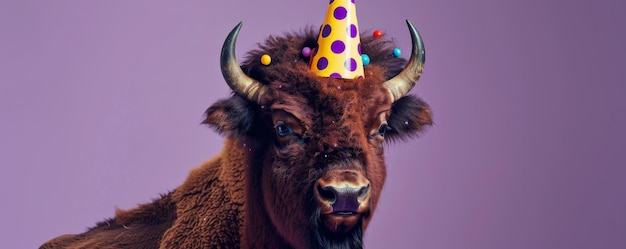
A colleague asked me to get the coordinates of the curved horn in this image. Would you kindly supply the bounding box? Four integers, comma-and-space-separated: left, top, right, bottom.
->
384, 20, 426, 102
220, 22, 268, 103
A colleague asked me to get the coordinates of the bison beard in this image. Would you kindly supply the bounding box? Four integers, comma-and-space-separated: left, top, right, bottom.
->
40, 22, 431, 249
311, 221, 364, 249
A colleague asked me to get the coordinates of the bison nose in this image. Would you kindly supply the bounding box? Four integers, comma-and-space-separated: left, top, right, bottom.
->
314, 170, 371, 214
317, 185, 370, 213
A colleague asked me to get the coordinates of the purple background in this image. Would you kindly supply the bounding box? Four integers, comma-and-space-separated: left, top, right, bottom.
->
1, 0, 625, 248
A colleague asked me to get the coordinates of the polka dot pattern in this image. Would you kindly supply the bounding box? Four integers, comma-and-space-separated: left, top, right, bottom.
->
334, 7, 347, 20
322, 25, 332, 38
331, 40, 345, 53
345, 58, 357, 71
317, 57, 329, 70
309, 0, 364, 79
350, 24, 357, 38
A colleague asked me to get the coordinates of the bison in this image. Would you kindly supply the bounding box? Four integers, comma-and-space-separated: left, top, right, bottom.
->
40, 20, 432, 249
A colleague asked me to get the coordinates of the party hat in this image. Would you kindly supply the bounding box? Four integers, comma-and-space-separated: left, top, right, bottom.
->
310, 0, 364, 79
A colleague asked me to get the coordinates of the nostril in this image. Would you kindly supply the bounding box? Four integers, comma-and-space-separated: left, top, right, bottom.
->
317, 185, 337, 203
358, 185, 371, 201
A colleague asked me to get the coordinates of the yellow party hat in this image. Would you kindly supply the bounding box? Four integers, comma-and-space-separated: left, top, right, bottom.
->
310, 0, 364, 79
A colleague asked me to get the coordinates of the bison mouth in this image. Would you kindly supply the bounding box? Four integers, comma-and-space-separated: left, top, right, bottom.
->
312, 212, 365, 249
321, 210, 363, 234
333, 211, 358, 216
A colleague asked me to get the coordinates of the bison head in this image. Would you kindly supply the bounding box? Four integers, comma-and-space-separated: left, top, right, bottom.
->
203, 21, 432, 249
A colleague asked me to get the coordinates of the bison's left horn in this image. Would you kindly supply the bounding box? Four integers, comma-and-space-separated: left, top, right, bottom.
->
383, 20, 426, 102
220, 22, 268, 103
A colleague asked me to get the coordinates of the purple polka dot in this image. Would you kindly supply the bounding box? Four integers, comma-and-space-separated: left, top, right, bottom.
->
329, 0, 334, 3
334, 7, 347, 20
352, 0, 356, 3
358, 43, 361, 55
317, 57, 328, 70
322, 24, 332, 38
330, 73, 342, 78
350, 24, 357, 38
331, 40, 345, 54
345, 58, 358, 71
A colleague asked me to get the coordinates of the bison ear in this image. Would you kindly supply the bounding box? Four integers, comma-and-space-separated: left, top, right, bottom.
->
385, 95, 433, 142
202, 96, 264, 138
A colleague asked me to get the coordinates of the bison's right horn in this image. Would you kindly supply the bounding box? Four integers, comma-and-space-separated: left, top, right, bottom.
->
220, 22, 268, 103
383, 20, 426, 103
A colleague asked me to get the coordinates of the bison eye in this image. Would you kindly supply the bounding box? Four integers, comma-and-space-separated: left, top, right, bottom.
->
274, 122, 292, 137
378, 123, 390, 137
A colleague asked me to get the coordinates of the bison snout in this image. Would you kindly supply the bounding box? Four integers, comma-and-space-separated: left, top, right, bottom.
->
314, 170, 371, 234
314, 170, 371, 215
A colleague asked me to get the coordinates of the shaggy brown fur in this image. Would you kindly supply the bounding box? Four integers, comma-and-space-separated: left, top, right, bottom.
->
40, 27, 432, 249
